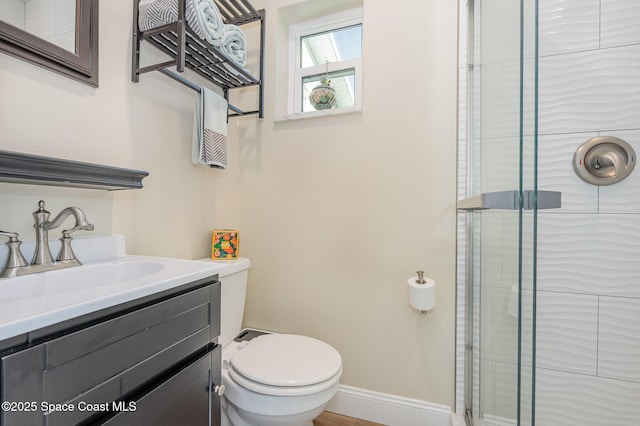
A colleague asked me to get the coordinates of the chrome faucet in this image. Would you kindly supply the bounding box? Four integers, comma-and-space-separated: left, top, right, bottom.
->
0, 200, 94, 278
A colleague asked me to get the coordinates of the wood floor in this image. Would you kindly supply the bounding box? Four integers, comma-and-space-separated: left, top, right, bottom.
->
313, 411, 385, 426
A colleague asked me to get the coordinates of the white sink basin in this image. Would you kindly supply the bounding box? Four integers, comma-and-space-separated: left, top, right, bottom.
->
0, 253, 226, 341
0, 260, 166, 300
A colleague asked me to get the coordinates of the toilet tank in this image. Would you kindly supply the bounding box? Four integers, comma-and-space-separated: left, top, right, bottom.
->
217, 257, 251, 346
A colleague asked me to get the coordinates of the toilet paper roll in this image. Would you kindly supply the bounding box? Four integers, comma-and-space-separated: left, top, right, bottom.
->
408, 276, 436, 311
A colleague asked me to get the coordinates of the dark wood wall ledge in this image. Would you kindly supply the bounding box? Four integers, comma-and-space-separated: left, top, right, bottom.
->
0, 150, 149, 191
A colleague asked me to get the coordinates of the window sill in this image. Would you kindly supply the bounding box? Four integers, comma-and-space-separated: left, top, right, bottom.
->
273, 106, 362, 122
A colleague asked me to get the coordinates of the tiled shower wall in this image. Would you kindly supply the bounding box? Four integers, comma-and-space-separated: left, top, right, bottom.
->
535, 0, 640, 424
0, 0, 75, 52
457, 0, 640, 424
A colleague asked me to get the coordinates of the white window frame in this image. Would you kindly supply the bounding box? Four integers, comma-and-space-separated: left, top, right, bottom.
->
287, 9, 363, 119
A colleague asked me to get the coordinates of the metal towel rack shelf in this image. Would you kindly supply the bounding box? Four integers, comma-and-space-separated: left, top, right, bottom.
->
131, 0, 265, 118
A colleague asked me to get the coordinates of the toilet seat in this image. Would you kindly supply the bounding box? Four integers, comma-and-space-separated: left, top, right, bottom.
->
228, 365, 343, 396
228, 334, 342, 396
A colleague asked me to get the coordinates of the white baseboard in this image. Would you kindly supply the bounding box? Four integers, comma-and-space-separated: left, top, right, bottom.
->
325, 384, 452, 426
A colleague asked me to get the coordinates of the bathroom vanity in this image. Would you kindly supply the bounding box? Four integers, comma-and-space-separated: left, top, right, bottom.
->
0, 237, 226, 426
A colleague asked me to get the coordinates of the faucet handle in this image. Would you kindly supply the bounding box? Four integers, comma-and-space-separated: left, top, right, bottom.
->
0, 231, 29, 270
0, 231, 20, 241
56, 224, 94, 264
61, 224, 95, 237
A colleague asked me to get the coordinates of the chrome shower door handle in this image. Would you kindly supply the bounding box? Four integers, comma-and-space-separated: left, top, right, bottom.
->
457, 190, 561, 211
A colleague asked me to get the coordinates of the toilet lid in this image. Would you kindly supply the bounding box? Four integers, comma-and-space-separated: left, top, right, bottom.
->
230, 334, 342, 387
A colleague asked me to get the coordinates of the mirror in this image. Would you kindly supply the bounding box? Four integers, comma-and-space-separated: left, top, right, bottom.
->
0, 0, 98, 87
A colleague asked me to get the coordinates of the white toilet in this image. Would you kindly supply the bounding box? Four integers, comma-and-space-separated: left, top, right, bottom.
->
215, 257, 343, 426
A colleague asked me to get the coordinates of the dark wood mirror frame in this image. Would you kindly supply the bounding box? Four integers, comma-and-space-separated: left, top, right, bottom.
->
0, 0, 98, 87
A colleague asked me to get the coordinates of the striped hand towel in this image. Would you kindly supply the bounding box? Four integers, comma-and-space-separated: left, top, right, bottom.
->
193, 87, 228, 169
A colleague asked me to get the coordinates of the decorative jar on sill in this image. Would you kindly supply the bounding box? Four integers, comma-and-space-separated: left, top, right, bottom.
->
309, 76, 336, 110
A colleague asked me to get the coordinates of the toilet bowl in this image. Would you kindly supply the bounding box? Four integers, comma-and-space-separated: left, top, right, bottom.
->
209, 258, 343, 426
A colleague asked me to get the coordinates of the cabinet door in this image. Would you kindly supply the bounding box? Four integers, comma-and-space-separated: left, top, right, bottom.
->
210, 345, 222, 426
103, 346, 220, 426
0, 278, 221, 426
0, 345, 45, 425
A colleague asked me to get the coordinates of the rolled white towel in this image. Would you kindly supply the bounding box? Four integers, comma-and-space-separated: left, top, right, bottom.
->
221, 24, 247, 67
138, 0, 225, 47
191, 0, 225, 47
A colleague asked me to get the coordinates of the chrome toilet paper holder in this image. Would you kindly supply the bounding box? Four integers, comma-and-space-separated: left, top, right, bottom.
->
573, 136, 636, 185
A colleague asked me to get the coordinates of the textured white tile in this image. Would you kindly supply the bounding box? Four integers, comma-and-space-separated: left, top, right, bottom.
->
538, 133, 599, 213
502, 61, 526, 140
472, 0, 482, 67
536, 291, 598, 375
480, 285, 506, 362
536, 368, 640, 426
458, 0, 467, 69
470, 360, 480, 421
479, 213, 523, 291
480, 361, 523, 425
458, 1, 640, 419
457, 139, 467, 198
455, 353, 465, 413
493, 361, 518, 421
46, 31, 74, 52
478, 294, 495, 362
480, 62, 506, 140
480, 360, 496, 420
520, 289, 535, 367
480, 136, 520, 193
0, 0, 25, 29
458, 68, 467, 143
480, 286, 528, 366
455, 216, 466, 414
519, 365, 534, 426
601, 0, 640, 48
483, 415, 517, 426
538, 0, 600, 56
521, 135, 536, 190
598, 130, 640, 213
480, 60, 523, 141
480, 0, 521, 66
472, 64, 481, 145
456, 2, 469, 411
520, 56, 538, 136
500, 214, 536, 296
519, 213, 537, 295
598, 296, 640, 382
25, 0, 55, 39
521, 0, 537, 62
55, 0, 76, 34
480, 214, 504, 291
501, 214, 522, 291
538, 45, 640, 135
537, 214, 640, 297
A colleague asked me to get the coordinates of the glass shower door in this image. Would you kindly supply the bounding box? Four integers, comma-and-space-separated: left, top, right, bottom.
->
459, 0, 541, 425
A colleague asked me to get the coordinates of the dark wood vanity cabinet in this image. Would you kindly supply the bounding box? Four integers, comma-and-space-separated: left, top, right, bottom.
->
0, 275, 222, 426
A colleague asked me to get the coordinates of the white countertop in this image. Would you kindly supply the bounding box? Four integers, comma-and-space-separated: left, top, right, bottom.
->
0, 235, 228, 341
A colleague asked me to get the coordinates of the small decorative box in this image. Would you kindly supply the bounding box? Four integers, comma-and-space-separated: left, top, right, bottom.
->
212, 230, 239, 260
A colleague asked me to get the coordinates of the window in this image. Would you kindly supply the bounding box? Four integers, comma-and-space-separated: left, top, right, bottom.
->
289, 9, 363, 117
